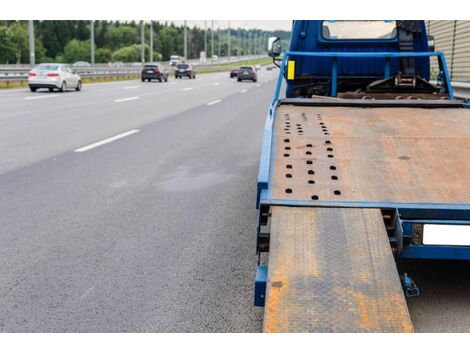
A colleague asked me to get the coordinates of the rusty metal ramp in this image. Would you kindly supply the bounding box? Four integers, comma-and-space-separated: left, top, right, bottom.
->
264, 206, 413, 333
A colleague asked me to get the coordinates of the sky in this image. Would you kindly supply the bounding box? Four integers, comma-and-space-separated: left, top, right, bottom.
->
157, 20, 292, 31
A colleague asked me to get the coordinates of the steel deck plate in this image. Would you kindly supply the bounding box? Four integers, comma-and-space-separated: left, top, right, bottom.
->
271, 105, 470, 204
264, 206, 413, 333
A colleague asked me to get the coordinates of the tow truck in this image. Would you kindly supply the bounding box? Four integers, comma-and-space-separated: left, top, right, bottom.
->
254, 20, 470, 332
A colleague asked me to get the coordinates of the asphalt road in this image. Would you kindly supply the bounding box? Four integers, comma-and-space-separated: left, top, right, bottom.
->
2, 69, 470, 332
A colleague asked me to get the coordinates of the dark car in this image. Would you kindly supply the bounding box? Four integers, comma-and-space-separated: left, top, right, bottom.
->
175, 64, 196, 79
142, 64, 168, 82
230, 67, 239, 78
237, 66, 257, 82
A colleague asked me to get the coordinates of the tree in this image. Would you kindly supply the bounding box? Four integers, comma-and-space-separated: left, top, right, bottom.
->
8, 22, 28, 63
112, 44, 148, 62
95, 47, 112, 63
0, 26, 15, 63
62, 39, 90, 63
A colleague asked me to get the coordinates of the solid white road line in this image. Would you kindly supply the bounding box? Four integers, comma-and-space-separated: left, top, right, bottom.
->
212, 82, 220, 86
74, 130, 140, 153
114, 96, 140, 103
169, 82, 178, 85
207, 99, 221, 106
24, 94, 59, 100
181, 87, 193, 91
241, 89, 248, 94
122, 86, 139, 90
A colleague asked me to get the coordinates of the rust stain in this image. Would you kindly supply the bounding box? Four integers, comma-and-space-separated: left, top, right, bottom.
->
272, 105, 470, 204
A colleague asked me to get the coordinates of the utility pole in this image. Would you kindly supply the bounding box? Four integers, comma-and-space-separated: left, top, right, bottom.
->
204, 21, 207, 55
227, 21, 231, 63
211, 20, 214, 59
149, 21, 153, 62
141, 21, 145, 64
28, 20, 35, 65
217, 27, 221, 57
90, 20, 95, 64
183, 20, 188, 60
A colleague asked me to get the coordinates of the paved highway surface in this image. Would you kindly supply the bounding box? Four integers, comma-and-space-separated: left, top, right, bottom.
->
1, 69, 470, 332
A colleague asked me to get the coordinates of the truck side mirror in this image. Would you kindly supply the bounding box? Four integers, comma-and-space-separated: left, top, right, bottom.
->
267, 36, 282, 57
428, 35, 435, 52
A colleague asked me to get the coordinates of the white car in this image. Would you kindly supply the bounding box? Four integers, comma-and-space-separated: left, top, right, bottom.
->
28, 64, 82, 92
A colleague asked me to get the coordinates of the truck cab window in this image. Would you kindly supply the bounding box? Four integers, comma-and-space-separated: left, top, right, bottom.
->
321, 20, 397, 40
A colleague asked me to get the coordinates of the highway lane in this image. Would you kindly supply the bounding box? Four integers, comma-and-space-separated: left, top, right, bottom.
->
2, 67, 470, 332
0, 70, 276, 174
0, 70, 274, 332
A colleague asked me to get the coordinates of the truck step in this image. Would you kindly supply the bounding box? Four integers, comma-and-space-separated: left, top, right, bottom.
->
263, 206, 413, 332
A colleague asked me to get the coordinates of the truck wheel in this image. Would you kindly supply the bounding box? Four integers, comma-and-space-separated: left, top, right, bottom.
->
141, 78, 145, 82
30, 86, 36, 92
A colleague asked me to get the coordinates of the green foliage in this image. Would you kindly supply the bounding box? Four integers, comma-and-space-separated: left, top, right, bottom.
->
62, 39, 90, 63
112, 44, 148, 62
95, 47, 112, 63
0, 26, 15, 63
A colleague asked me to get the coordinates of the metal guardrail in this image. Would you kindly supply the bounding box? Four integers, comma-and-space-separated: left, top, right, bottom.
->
0, 55, 264, 86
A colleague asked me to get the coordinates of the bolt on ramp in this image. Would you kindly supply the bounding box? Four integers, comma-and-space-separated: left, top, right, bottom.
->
263, 206, 413, 333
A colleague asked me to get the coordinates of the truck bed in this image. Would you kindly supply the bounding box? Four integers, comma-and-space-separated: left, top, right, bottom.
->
258, 99, 470, 332
270, 103, 470, 206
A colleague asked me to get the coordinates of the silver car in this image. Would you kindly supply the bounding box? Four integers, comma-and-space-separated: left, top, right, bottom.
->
28, 64, 82, 92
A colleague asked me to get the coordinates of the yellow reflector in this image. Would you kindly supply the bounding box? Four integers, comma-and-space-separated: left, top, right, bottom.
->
287, 60, 295, 80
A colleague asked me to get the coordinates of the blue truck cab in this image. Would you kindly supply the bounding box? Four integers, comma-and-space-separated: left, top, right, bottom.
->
271, 20, 452, 100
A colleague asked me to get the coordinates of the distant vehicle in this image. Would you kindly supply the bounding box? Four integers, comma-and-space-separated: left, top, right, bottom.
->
141, 63, 168, 82
237, 66, 257, 82
175, 64, 196, 79
170, 55, 180, 66
200, 51, 207, 64
211, 55, 219, 63
266, 65, 275, 71
28, 64, 82, 92
255, 64, 262, 71
112, 62, 125, 67
131, 62, 143, 67
73, 61, 90, 67
230, 67, 239, 78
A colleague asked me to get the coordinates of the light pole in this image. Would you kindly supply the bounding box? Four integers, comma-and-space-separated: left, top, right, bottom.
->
227, 21, 231, 62
149, 21, 153, 62
211, 20, 214, 59
184, 20, 188, 60
90, 20, 95, 64
141, 21, 145, 64
28, 20, 35, 65
204, 20, 207, 54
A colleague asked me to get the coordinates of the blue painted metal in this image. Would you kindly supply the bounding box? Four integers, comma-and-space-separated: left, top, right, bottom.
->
286, 20, 431, 98
254, 265, 268, 306
384, 58, 391, 79
401, 245, 470, 260
276, 51, 454, 101
331, 57, 338, 97
401, 274, 420, 297
258, 197, 470, 212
